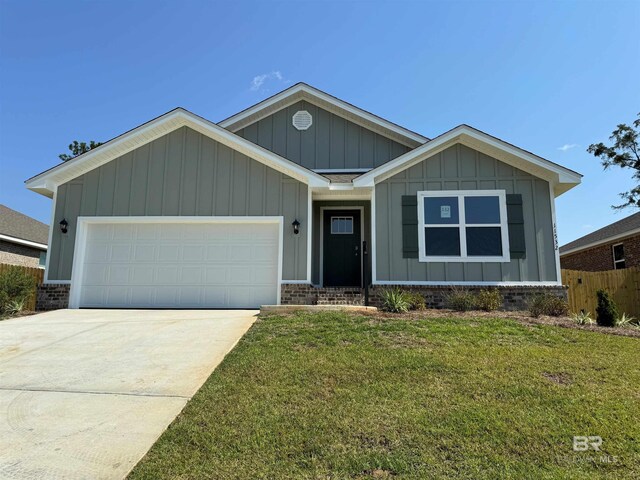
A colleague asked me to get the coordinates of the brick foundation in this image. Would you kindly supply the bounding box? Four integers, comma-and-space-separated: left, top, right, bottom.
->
281, 284, 567, 311
37, 284, 70, 311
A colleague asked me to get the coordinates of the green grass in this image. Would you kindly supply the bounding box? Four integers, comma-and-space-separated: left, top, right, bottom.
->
129, 313, 640, 479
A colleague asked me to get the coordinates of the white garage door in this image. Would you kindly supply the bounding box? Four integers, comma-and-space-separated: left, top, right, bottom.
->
73, 221, 280, 308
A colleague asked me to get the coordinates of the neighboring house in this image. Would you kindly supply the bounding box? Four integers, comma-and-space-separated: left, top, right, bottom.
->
26, 83, 581, 310
0, 204, 48, 268
560, 212, 640, 271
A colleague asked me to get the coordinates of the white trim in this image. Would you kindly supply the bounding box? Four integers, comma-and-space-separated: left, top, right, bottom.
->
549, 183, 562, 283
319, 206, 365, 287
416, 190, 510, 263
313, 168, 372, 173
612, 242, 625, 270
353, 125, 582, 196
218, 83, 428, 147
372, 280, 562, 287
26, 108, 330, 197
44, 280, 71, 285
43, 188, 57, 283
306, 187, 312, 283
371, 185, 377, 284
560, 227, 640, 256
281, 280, 313, 285
68, 216, 284, 309
0, 234, 47, 250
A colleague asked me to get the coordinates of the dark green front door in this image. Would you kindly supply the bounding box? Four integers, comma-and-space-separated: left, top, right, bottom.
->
323, 209, 361, 287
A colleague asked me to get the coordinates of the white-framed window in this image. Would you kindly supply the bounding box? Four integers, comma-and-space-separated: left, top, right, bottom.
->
612, 243, 625, 269
38, 251, 46, 268
417, 190, 510, 263
331, 216, 354, 234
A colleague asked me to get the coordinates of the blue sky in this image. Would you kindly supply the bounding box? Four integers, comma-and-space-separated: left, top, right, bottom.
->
0, 0, 638, 245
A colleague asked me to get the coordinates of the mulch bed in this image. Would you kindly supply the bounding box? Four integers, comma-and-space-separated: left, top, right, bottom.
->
361, 308, 640, 339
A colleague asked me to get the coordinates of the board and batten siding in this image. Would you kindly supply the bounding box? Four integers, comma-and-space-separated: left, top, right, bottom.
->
49, 126, 308, 282
235, 100, 410, 170
375, 144, 557, 282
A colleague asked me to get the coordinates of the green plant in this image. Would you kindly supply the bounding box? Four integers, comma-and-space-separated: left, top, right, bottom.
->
528, 294, 569, 317
3, 298, 25, 315
616, 313, 637, 327
595, 290, 619, 327
0, 266, 36, 312
406, 292, 426, 311
446, 287, 476, 312
380, 288, 410, 313
475, 288, 503, 311
570, 311, 594, 325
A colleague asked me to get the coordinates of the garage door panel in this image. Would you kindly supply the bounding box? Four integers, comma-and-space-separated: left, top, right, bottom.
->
77, 221, 280, 308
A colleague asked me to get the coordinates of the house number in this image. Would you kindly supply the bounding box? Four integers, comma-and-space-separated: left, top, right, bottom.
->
440, 205, 451, 218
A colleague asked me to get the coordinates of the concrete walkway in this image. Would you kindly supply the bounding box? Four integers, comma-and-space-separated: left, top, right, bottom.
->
0, 309, 257, 480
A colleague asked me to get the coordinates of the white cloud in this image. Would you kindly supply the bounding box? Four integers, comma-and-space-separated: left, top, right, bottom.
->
250, 71, 285, 91
558, 143, 579, 152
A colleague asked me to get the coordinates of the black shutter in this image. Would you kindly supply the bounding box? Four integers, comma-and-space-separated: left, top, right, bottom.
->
506, 194, 526, 259
402, 195, 419, 259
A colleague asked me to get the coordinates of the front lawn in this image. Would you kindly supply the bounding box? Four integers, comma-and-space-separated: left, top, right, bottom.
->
129, 312, 639, 479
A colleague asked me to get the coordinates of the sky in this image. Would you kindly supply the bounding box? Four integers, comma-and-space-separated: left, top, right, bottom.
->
0, 0, 638, 246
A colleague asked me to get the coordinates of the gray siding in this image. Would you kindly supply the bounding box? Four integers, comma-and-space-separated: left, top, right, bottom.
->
376, 144, 557, 282
236, 100, 410, 170
49, 126, 308, 281
312, 201, 371, 286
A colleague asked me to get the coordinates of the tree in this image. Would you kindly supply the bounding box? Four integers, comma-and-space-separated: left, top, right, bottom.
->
59, 140, 103, 162
587, 113, 640, 209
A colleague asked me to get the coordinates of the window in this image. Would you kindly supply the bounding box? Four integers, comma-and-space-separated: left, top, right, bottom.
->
417, 190, 510, 262
38, 251, 46, 268
331, 216, 354, 234
612, 243, 625, 269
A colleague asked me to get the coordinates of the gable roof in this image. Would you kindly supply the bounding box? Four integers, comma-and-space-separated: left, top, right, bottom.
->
25, 108, 330, 198
560, 212, 640, 255
0, 204, 48, 249
353, 124, 582, 196
218, 83, 429, 148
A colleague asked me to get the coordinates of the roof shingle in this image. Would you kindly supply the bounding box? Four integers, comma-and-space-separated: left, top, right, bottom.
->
560, 212, 640, 254
0, 204, 49, 245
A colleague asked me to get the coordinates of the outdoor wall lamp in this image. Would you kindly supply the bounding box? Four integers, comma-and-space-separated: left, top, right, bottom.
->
292, 219, 300, 235
59, 218, 68, 234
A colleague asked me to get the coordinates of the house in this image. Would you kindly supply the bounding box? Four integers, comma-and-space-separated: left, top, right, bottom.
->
26, 83, 582, 310
0, 204, 48, 269
560, 211, 640, 271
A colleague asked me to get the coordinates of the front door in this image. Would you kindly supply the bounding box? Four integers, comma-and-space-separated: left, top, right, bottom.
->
323, 209, 361, 287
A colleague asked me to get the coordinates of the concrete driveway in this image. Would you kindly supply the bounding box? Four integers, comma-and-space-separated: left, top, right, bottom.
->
0, 309, 257, 480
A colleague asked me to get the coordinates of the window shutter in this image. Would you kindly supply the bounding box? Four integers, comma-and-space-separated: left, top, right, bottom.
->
506, 194, 526, 259
402, 195, 419, 258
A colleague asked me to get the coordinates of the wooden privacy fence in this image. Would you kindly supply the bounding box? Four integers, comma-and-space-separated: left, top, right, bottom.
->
561, 267, 640, 317
0, 263, 45, 311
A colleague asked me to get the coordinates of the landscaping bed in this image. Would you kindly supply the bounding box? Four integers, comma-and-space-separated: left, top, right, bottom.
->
129, 311, 639, 479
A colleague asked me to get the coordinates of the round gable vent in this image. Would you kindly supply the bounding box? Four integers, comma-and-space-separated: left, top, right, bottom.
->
292, 110, 313, 131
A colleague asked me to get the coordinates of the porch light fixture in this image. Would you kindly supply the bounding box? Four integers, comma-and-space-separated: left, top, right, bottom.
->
59, 218, 68, 234
292, 219, 300, 235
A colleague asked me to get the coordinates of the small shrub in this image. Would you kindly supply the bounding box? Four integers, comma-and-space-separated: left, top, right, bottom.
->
0, 266, 36, 312
475, 288, 502, 311
406, 292, 426, 311
380, 288, 410, 313
446, 287, 476, 312
3, 298, 25, 315
570, 311, 594, 325
616, 313, 636, 327
528, 294, 569, 317
595, 290, 619, 327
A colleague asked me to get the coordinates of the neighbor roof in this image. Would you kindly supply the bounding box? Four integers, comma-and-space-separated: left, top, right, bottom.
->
560, 212, 640, 255
25, 108, 330, 197
218, 82, 429, 148
0, 204, 49, 248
